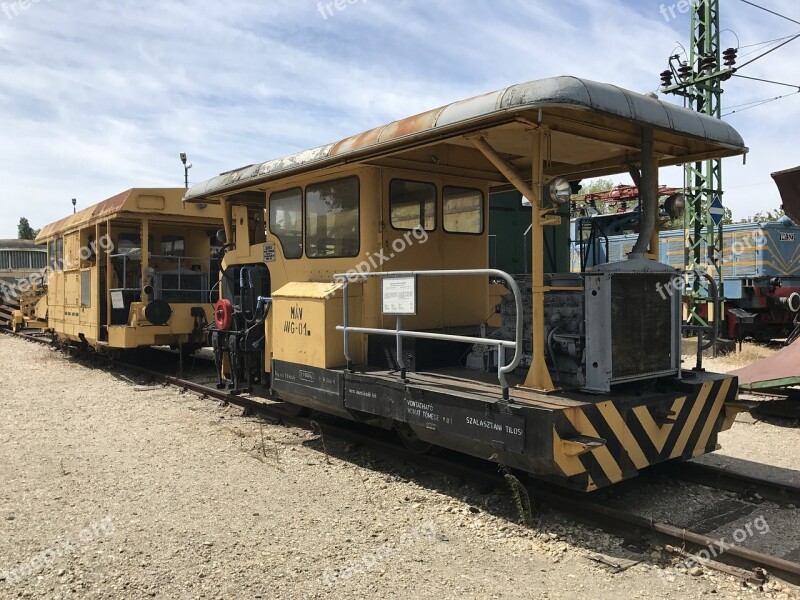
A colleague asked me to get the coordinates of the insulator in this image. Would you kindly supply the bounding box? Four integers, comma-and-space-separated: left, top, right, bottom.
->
723, 47, 738, 67
678, 63, 693, 80
700, 54, 717, 72
660, 70, 673, 87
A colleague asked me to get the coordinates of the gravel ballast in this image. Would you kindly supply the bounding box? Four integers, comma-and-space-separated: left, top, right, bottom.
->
0, 336, 797, 599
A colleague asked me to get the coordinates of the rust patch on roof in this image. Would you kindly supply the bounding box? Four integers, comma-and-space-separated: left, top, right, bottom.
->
378, 106, 446, 143
37, 190, 134, 242
329, 125, 386, 157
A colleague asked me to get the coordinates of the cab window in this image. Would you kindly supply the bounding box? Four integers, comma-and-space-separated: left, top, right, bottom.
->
390, 179, 436, 231
160, 235, 185, 257
269, 188, 303, 259
305, 176, 359, 258
443, 186, 483, 234
117, 233, 154, 254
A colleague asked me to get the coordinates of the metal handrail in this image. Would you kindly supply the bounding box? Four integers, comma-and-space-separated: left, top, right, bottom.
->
335, 269, 524, 399
109, 254, 218, 302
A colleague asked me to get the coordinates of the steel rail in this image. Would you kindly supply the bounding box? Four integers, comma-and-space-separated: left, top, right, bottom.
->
3, 327, 800, 584
663, 461, 800, 507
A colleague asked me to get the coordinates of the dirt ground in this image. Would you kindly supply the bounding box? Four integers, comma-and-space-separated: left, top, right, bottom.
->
0, 336, 798, 600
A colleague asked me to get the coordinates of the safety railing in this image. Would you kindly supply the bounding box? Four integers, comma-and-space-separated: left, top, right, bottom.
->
335, 269, 523, 399
110, 253, 218, 303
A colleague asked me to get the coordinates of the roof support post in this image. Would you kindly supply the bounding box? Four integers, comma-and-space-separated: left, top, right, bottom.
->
219, 197, 234, 247
467, 132, 556, 392
141, 217, 149, 301
94, 222, 101, 330
468, 136, 538, 201
106, 219, 112, 328
524, 128, 556, 392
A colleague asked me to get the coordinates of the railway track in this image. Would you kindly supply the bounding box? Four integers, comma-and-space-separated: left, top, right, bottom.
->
745, 389, 800, 421
3, 327, 800, 587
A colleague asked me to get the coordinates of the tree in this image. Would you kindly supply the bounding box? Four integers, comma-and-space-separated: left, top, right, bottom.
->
574, 178, 615, 215
741, 208, 785, 223
18, 217, 39, 240
660, 201, 733, 232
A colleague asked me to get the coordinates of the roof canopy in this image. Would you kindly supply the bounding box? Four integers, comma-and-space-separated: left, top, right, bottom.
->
185, 76, 747, 204
37, 188, 218, 242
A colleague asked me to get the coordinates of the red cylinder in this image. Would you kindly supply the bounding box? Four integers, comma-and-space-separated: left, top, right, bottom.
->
214, 299, 233, 331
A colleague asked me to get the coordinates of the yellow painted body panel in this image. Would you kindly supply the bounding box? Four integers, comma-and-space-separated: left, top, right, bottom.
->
220, 165, 492, 372
550, 375, 736, 491
271, 282, 364, 369
104, 304, 214, 348
38, 188, 222, 351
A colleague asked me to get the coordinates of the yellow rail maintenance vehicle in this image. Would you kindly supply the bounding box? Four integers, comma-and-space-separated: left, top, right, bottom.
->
25, 188, 222, 355
187, 76, 749, 491
0, 239, 47, 329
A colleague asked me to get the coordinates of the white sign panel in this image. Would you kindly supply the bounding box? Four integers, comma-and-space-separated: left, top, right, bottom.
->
110, 290, 124, 310
382, 276, 417, 316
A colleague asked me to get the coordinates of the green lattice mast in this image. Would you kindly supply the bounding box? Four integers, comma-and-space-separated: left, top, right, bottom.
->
662, 0, 735, 331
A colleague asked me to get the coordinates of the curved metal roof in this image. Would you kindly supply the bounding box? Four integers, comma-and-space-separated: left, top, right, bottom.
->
185, 75, 747, 202
0, 239, 44, 250
36, 188, 218, 242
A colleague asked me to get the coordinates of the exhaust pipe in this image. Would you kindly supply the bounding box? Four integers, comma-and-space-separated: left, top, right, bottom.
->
630, 128, 656, 260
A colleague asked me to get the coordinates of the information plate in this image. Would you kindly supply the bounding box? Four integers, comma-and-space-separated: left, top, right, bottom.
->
110, 290, 124, 310
382, 276, 417, 315
263, 243, 277, 262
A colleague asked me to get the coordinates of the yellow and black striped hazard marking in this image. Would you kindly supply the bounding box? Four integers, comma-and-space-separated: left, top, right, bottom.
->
552, 377, 736, 491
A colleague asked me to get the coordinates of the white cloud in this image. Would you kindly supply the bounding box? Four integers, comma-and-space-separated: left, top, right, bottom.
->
0, 0, 798, 237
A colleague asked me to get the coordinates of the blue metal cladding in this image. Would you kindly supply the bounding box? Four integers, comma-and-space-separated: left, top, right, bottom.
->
572, 219, 800, 299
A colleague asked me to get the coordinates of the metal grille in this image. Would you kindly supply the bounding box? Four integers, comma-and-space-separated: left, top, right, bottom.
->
610, 274, 674, 379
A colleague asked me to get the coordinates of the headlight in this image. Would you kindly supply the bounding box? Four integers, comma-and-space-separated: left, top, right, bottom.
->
664, 193, 686, 219
547, 178, 572, 205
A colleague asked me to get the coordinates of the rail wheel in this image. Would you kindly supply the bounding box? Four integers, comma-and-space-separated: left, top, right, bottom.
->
394, 422, 435, 454
276, 402, 311, 418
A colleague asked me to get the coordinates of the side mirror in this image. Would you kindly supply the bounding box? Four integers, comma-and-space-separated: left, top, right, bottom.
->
216, 229, 227, 244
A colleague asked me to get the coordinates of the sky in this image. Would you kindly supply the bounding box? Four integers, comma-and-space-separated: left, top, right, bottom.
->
0, 0, 799, 238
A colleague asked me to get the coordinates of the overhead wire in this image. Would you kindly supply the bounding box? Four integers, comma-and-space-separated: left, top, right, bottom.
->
737, 33, 800, 59
735, 32, 800, 69
738, 32, 798, 49
722, 92, 800, 116
733, 73, 800, 89
738, 0, 800, 27
721, 1, 800, 115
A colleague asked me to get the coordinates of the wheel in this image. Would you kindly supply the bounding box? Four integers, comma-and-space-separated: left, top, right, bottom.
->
275, 402, 311, 418
394, 422, 435, 454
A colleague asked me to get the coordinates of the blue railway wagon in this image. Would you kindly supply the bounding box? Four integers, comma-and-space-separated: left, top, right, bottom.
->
572, 219, 800, 339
